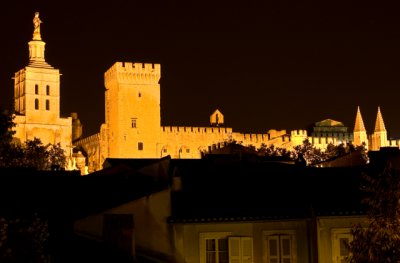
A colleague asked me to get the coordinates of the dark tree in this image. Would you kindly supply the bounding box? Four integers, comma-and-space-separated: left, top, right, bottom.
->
355, 142, 369, 163
0, 214, 50, 263
0, 107, 66, 170
293, 139, 327, 165
257, 143, 291, 158
0, 107, 15, 145
348, 163, 400, 262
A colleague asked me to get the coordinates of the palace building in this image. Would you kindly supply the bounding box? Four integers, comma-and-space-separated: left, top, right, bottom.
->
10, 13, 400, 173
74, 61, 291, 172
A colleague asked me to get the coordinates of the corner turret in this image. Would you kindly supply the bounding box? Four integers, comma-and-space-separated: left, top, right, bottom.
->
370, 106, 388, 150
353, 106, 368, 149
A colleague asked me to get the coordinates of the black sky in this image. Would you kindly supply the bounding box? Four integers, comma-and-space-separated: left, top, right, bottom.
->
2, 1, 400, 137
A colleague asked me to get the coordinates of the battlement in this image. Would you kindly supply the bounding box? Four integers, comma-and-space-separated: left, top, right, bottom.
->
74, 133, 100, 148
235, 133, 270, 142
162, 126, 233, 134
310, 136, 338, 145
389, 139, 400, 147
105, 61, 161, 85
291, 130, 308, 136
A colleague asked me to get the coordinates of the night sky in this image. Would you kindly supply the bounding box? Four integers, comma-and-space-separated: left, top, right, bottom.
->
2, 1, 400, 138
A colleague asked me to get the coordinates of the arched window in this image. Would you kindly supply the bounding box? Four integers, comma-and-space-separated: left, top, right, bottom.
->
46, 100, 50, 110
35, 84, 39, 94
46, 85, 50, 95
35, 99, 39, 110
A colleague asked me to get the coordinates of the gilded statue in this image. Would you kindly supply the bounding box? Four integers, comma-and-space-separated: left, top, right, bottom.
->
33, 12, 42, 35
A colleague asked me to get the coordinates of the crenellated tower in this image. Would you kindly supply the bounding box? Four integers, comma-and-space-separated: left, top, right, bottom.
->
370, 106, 388, 151
353, 106, 368, 149
101, 62, 161, 158
290, 130, 308, 147
13, 12, 72, 157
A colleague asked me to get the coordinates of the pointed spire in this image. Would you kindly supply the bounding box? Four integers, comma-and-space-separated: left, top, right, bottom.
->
374, 106, 386, 132
354, 106, 366, 132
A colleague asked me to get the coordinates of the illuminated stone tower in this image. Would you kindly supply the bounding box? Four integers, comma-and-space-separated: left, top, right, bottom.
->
101, 62, 161, 158
13, 12, 72, 156
353, 106, 368, 149
370, 106, 388, 151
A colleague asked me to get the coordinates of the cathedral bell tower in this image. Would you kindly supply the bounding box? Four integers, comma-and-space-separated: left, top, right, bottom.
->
13, 12, 72, 157
14, 12, 60, 119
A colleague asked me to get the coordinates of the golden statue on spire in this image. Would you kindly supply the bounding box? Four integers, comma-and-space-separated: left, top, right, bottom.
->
33, 12, 42, 40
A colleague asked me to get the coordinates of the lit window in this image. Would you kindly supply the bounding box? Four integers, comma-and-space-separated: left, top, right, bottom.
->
46, 85, 50, 95
46, 100, 50, 110
131, 118, 137, 128
35, 84, 39, 94
138, 142, 143, 151
35, 99, 39, 110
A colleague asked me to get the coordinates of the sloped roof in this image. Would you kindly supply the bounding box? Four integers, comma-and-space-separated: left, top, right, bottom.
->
168, 158, 368, 222
374, 106, 386, 132
3, 152, 392, 225
354, 106, 366, 132
315, 119, 344, 127
0, 157, 171, 220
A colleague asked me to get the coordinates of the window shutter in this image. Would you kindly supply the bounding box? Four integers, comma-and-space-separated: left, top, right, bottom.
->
206, 239, 216, 263
228, 237, 241, 263
280, 236, 292, 263
241, 237, 253, 263
267, 236, 279, 263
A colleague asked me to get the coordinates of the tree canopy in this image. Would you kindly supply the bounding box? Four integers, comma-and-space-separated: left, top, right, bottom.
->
348, 163, 400, 262
258, 139, 367, 166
